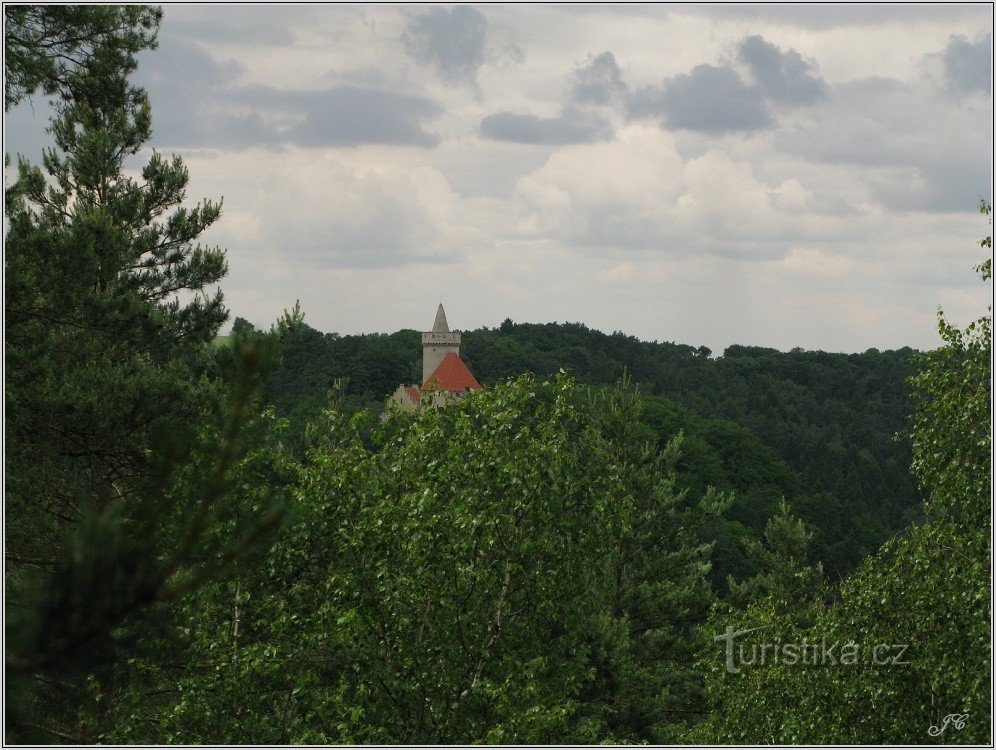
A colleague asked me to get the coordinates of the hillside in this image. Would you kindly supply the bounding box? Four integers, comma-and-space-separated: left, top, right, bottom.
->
249, 318, 920, 584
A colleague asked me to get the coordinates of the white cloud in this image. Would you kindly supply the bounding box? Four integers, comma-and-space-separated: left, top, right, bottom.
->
599, 261, 635, 282
509, 125, 842, 257
775, 247, 857, 279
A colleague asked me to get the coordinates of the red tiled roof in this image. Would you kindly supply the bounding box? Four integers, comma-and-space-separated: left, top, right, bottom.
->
407, 386, 422, 402
424, 352, 481, 392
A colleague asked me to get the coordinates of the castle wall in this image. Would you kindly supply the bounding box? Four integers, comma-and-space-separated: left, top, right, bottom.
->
389, 384, 419, 411
422, 330, 461, 383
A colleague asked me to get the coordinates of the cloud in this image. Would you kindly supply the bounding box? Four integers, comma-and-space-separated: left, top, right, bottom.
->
240, 85, 444, 148
13, 2, 987, 355
272, 167, 452, 268
480, 106, 613, 145
678, 4, 990, 30
570, 51, 628, 105
168, 17, 296, 46
738, 35, 828, 104
508, 123, 896, 263
476, 50, 624, 147
187, 150, 481, 270
403, 5, 489, 86
939, 33, 992, 94
774, 76, 992, 212
137, 38, 443, 150
629, 64, 773, 133
138, 36, 243, 89
278, 162, 480, 268
621, 36, 828, 133
598, 261, 635, 282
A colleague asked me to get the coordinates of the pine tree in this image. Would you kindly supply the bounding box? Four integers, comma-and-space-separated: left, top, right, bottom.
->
580, 378, 729, 742
726, 499, 824, 609
5, 9, 227, 566
4, 9, 288, 742
4, 5, 161, 109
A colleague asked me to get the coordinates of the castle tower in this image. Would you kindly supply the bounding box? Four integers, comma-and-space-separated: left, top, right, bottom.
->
422, 303, 461, 383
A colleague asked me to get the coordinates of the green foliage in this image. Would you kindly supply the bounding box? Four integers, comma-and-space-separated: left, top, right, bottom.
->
260, 317, 919, 581
96, 376, 723, 743
579, 379, 730, 741
695, 202, 992, 744
726, 500, 825, 609
4, 116, 233, 733
4, 5, 161, 110
5, 5, 228, 563
698, 515, 989, 743
6, 355, 291, 742
908, 200, 992, 526
3, 9, 290, 741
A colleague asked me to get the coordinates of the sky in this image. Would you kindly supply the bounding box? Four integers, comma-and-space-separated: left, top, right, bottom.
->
5, 3, 993, 353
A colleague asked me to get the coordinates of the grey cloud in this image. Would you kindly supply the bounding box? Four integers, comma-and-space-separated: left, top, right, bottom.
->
869, 160, 993, 213
776, 77, 992, 213
471, 50, 630, 148
403, 5, 488, 86
493, 42, 526, 68
137, 35, 243, 88
623, 37, 828, 133
135, 38, 275, 148
436, 145, 552, 199
480, 106, 613, 145
625, 82, 667, 120
152, 109, 277, 152
629, 64, 773, 133
558, 204, 797, 259
566, 210, 691, 254
239, 85, 444, 148
136, 37, 443, 150
261, 187, 454, 271
8, 34, 445, 154
739, 35, 828, 104
277, 222, 451, 269
167, 17, 295, 46
940, 33, 992, 94
551, 5, 669, 19
679, 5, 990, 29
3, 100, 57, 163
6, 38, 247, 160
163, 4, 347, 45
570, 51, 627, 105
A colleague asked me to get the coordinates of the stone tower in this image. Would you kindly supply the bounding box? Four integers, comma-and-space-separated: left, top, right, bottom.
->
422, 303, 461, 383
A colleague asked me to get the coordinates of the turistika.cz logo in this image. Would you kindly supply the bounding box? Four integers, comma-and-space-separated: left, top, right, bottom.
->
714, 625, 910, 674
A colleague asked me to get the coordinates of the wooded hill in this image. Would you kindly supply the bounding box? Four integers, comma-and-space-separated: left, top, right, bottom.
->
246, 317, 921, 585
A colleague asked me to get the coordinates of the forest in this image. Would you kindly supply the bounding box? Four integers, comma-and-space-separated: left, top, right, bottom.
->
254, 315, 921, 588
4, 6, 992, 745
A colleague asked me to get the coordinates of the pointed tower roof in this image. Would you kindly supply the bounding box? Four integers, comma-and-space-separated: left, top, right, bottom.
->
424, 352, 481, 391
432, 303, 450, 333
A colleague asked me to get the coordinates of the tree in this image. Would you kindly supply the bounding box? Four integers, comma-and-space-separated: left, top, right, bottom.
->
5, 352, 289, 742
231, 316, 258, 340
576, 379, 729, 742
5, 5, 228, 563
91, 376, 728, 743
693, 503, 826, 744
258, 315, 922, 578
695, 202, 992, 743
4, 8, 289, 741
726, 499, 824, 609
908, 199, 992, 526
4, 5, 160, 109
